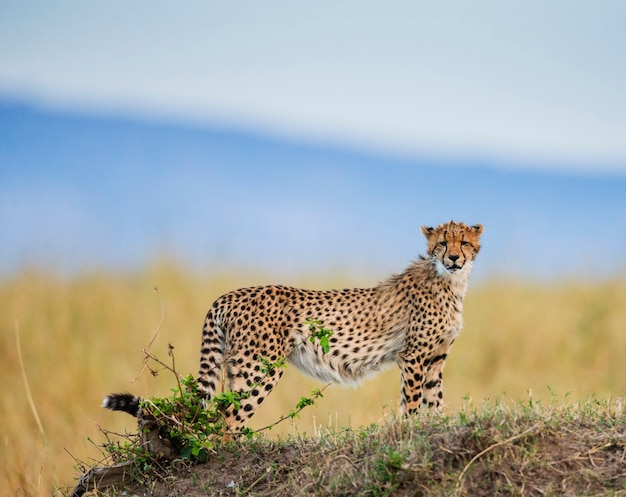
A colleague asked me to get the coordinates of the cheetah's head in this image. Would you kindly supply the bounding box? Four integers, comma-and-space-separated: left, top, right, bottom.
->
421, 221, 484, 276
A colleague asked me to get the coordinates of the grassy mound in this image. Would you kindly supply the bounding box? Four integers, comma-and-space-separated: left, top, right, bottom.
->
76, 396, 625, 497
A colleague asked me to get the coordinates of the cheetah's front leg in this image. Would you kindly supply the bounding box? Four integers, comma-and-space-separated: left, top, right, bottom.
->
421, 352, 447, 409
397, 357, 426, 415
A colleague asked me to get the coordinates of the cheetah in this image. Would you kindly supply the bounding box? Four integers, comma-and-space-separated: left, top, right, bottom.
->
105, 220, 483, 435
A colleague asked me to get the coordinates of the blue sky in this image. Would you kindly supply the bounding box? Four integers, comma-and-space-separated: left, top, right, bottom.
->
1, 1, 625, 171
2, 103, 625, 279
1, 2, 625, 279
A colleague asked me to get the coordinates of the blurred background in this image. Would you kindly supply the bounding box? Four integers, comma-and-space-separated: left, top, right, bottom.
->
1, 1, 625, 495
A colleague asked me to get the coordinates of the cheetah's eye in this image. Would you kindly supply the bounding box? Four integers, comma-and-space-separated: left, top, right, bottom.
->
438, 240, 447, 247
460, 240, 469, 247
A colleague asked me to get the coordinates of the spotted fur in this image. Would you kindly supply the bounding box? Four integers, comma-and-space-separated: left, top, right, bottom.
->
197, 220, 484, 433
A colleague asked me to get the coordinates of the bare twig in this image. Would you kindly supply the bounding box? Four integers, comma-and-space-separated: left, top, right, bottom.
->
240, 466, 273, 494
254, 384, 332, 433
133, 286, 166, 383
455, 423, 540, 495
146, 285, 165, 351
142, 399, 184, 427
168, 343, 185, 396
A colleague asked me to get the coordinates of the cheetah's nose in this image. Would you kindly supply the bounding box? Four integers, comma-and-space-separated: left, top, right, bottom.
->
449, 254, 460, 262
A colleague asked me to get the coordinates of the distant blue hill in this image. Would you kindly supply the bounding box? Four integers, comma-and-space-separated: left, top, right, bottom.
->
1, 99, 625, 280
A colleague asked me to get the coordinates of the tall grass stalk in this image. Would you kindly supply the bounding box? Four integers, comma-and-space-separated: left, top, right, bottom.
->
15, 319, 48, 495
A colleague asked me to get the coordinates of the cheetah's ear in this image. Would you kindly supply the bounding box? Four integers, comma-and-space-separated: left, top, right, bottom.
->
421, 226, 435, 237
469, 224, 484, 236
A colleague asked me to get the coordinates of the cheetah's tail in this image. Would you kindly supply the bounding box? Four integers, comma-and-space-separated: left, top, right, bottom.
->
197, 307, 226, 399
102, 393, 141, 417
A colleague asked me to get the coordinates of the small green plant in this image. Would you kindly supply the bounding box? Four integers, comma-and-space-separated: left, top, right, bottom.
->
99, 318, 336, 467
140, 374, 226, 463
286, 388, 326, 420
367, 447, 406, 496
257, 354, 286, 376
381, 448, 405, 480
305, 318, 334, 353
212, 388, 248, 412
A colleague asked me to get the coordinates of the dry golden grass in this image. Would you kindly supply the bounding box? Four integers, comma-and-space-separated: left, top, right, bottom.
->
1, 264, 625, 495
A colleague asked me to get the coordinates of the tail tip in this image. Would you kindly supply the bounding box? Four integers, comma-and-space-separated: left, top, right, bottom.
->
102, 393, 141, 417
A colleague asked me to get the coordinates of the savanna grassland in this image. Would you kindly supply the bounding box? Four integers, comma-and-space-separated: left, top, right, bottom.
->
1, 264, 625, 496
